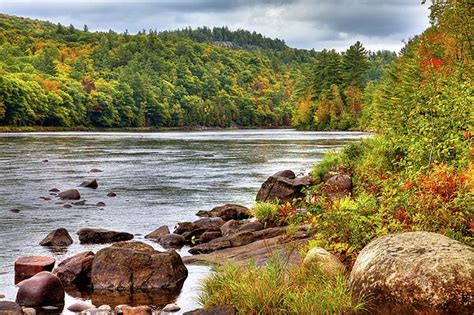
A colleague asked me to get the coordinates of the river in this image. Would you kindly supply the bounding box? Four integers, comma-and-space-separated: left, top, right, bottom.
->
0, 129, 367, 313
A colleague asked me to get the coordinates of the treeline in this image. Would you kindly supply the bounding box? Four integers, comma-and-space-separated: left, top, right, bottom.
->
0, 14, 393, 130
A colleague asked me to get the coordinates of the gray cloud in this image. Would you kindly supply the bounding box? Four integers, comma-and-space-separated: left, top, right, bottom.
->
0, 0, 430, 51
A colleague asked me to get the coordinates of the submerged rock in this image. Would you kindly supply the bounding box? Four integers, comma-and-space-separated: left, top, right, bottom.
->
80, 179, 98, 189
96, 201, 106, 207
350, 231, 474, 314
77, 228, 134, 244
39, 228, 73, 247
89, 168, 103, 173
16, 272, 64, 307
91, 243, 188, 292
58, 189, 81, 200
53, 251, 94, 289
107, 192, 117, 197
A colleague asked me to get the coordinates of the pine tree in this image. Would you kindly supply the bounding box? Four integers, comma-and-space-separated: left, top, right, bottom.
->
343, 41, 369, 88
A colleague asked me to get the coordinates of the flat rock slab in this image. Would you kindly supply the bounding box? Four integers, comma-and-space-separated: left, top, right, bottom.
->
77, 228, 133, 244
15, 256, 55, 280
183, 232, 310, 266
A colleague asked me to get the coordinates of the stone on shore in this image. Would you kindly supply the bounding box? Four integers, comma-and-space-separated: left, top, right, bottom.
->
53, 251, 94, 289
303, 247, 346, 277
350, 231, 474, 314
160, 234, 186, 249
77, 228, 133, 244
206, 204, 251, 221
162, 303, 180, 312
256, 173, 312, 203
39, 228, 73, 246
0, 301, 22, 315
91, 242, 187, 291
145, 225, 170, 242
199, 231, 222, 244
220, 220, 240, 236
58, 189, 81, 200
16, 272, 64, 307
15, 256, 55, 281
80, 179, 98, 189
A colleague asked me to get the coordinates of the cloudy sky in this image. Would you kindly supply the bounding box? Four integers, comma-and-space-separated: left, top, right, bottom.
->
0, 0, 430, 51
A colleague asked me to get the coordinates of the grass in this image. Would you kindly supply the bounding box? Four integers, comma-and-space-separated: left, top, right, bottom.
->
198, 255, 365, 315
252, 202, 281, 227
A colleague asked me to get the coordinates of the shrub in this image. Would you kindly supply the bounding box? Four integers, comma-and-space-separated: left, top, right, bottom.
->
252, 202, 280, 226
198, 255, 365, 314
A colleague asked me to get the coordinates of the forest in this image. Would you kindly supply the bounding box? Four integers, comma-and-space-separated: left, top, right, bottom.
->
0, 14, 394, 130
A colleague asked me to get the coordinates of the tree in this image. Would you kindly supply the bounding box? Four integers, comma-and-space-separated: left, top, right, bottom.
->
83, 24, 89, 32
343, 41, 369, 88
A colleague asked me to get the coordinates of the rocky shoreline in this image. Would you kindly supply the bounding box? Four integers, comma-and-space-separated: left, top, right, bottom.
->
2, 169, 473, 315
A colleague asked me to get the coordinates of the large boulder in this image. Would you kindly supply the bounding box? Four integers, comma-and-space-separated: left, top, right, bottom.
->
145, 225, 170, 242
15, 256, 55, 281
16, 272, 65, 307
77, 228, 133, 244
220, 220, 240, 236
350, 232, 474, 314
206, 204, 251, 221
57, 189, 81, 200
160, 234, 186, 249
39, 228, 73, 246
256, 174, 312, 203
302, 247, 346, 277
174, 218, 225, 244
53, 251, 94, 289
91, 243, 188, 292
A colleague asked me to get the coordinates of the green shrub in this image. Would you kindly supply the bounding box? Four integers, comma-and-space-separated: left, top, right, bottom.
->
198, 255, 365, 314
253, 202, 280, 226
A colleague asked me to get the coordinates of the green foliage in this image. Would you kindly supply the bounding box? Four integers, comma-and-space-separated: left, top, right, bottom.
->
252, 202, 280, 226
199, 255, 365, 314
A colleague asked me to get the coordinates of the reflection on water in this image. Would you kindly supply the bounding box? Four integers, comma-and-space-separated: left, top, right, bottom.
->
0, 129, 367, 312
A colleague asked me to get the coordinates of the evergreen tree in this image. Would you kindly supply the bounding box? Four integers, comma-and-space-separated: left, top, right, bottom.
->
343, 41, 369, 88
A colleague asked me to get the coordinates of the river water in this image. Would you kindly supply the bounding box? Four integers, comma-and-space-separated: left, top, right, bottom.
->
0, 129, 367, 313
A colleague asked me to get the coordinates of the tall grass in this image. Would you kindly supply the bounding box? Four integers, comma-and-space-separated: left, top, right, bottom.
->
198, 255, 365, 314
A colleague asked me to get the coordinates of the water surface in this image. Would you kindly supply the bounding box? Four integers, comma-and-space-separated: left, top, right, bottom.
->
0, 129, 367, 312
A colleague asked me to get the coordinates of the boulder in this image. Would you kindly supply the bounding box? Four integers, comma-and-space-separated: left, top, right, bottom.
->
160, 234, 186, 249
199, 231, 222, 244
302, 247, 346, 277
350, 232, 474, 314
57, 189, 81, 200
195, 210, 211, 217
220, 220, 240, 236
107, 192, 117, 197
53, 251, 94, 289
112, 241, 154, 252
325, 174, 352, 198
237, 221, 264, 233
162, 303, 180, 312
77, 228, 133, 244
96, 202, 106, 207
122, 306, 152, 315
72, 200, 86, 206
91, 245, 188, 291
80, 179, 98, 189
188, 237, 232, 255
39, 228, 73, 246
15, 256, 55, 281
145, 225, 170, 242
63, 204, 72, 208
256, 174, 312, 203
229, 231, 255, 247
67, 301, 95, 312
273, 170, 296, 179
15, 272, 64, 307
49, 188, 60, 192
0, 301, 22, 315
175, 218, 225, 243
183, 306, 237, 315
207, 204, 251, 221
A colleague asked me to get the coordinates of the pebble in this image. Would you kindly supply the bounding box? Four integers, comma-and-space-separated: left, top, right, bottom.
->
162, 303, 180, 312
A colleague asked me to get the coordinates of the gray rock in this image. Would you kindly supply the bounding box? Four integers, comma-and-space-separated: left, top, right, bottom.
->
350, 232, 474, 314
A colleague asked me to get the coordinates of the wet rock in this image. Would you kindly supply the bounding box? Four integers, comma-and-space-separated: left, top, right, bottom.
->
90, 168, 103, 173
273, 170, 296, 179
173, 222, 195, 235
73, 200, 87, 206
53, 251, 94, 289
256, 174, 312, 203
195, 210, 211, 217
77, 228, 133, 244
0, 301, 22, 315
188, 237, 232, 255
80, 179, 98, 189
161, 234, 186, 249
42, 159, 48, 163
39, 228, 73, 247
49, 193, 57, 196
95, 202, 106, 207
199, 231, 222, 244
122, 306, 152, 315
183, 306, 237, 315
229, 231, 255, 247
15, 256, 55, 280
303, 247, 346, 277
91, 245, 187, 292
39, 197, 51, 201
9, 209, 21, 213
21, 307, 36, 315
325, 174, 352, 198
106, 192, 117, 197
220, 220, 240, 236
112, 241, 154, 252
49, 188, 60, 192
63, 204, 72, 208
58, 189, 81, 200
162, 303, 180, 312
207, 204, 251, 221
145, 225, 170, 242
350, 232, 474, 314
68, 301, 95, 312
16, 272, 64, 307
